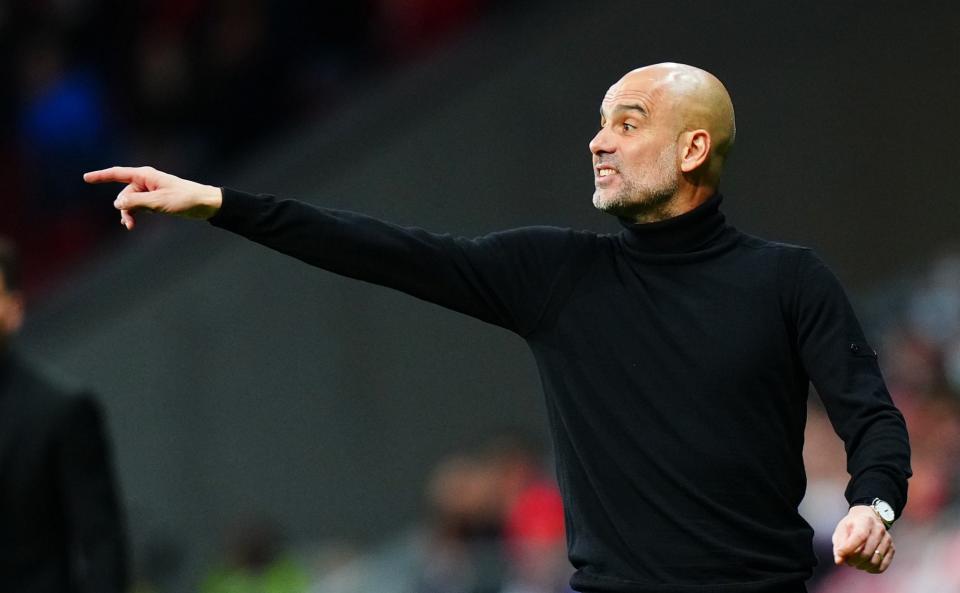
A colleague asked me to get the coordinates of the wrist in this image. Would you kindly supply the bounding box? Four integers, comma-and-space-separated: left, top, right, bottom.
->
872, 498, 896, 529
852, 498, 895, 529
197, 184, 223, 218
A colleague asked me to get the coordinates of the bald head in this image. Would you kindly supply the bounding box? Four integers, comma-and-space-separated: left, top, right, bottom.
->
591, 63, 736, 221
614, 63, 736, 166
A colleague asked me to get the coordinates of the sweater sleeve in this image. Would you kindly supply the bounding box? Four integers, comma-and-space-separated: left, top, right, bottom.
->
789, 248, 912, 517
208, 189, 582, 336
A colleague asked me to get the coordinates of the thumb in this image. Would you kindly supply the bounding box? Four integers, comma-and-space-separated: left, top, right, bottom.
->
119, 208, 136, 231
832, 521, 852, 563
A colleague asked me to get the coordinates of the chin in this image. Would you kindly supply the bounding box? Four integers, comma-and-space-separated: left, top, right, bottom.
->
593, 191, 623, 214
592, 190, 610, 210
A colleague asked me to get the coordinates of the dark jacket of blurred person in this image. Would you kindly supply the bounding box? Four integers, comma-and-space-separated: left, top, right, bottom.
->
0, 238, 128, 593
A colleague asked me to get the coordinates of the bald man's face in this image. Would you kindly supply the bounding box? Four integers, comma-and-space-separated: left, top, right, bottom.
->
590, 72, 680, 218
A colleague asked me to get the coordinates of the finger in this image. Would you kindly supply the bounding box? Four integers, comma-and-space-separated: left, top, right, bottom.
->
870, 534, 892, 567
831, 521, 851, 564
860, 525, 884, 566
120, 209, 136, 231
845, 549, 871, 571
848, 539, 880, 570
878, 545, 895, 573
849, 535, 889, 573
831, 518, 850, 546
834, 525, 870, 561
84, 166, 143, 185
115, 190, 155, 212
836, 544, 860, 566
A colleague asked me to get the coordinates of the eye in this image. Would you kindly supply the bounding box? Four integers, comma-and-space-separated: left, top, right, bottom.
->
622, 122, 636, 132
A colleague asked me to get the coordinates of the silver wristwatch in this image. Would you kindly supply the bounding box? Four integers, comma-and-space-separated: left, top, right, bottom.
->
871, 498, 895, 529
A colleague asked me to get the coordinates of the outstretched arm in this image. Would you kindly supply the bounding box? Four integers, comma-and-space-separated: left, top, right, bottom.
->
85, 166, 585, 336
84, 166, 222, 230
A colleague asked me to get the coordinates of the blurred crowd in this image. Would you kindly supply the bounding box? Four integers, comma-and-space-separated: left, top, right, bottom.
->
0, 0, 500, 295
172, 434, 572, 593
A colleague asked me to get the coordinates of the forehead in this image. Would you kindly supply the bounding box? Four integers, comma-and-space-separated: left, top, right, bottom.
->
600, 72, 666, 114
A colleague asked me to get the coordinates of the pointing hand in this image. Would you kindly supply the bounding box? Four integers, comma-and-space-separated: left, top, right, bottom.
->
83, 166, 222, 230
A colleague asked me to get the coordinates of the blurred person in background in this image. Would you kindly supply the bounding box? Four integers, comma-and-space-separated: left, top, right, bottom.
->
201, 513, 309, 593
501, 480, 572, 593
0, 236, 128, 593
85, 62, 912, 593
316, 435, 547, 593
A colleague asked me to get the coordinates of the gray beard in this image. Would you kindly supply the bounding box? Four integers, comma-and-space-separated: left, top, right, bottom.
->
593, 143, 681, 222
611, 178, 678, 222
594, 172, 679, 222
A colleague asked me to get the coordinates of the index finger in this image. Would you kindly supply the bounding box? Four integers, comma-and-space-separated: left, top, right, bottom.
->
83, 167, 141, 185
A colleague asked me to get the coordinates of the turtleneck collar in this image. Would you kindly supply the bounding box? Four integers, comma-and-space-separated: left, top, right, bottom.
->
617, 192, 737, 261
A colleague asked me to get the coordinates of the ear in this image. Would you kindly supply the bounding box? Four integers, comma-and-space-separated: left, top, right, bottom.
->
679, 129, 711, 174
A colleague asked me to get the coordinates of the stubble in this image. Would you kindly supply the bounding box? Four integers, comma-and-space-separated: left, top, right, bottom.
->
593, 143, 680, 223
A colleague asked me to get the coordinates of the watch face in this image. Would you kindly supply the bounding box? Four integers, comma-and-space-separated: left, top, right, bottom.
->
875, 500, 895, 522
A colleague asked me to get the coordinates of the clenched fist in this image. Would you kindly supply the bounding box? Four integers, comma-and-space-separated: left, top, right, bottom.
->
832, 505, 895, 574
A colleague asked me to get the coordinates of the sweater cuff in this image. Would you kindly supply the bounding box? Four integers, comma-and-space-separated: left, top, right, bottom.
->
208, 188, 264, 230
846, 470, 907, 517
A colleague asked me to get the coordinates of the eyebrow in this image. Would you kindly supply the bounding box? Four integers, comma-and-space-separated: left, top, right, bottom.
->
600, 103, 649, 119
614, 103, 648, 115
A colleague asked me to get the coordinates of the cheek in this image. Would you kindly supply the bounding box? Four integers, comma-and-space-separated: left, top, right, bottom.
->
618, 146, 653, 175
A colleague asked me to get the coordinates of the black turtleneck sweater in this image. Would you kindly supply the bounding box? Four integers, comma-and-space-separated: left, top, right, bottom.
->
210, 190, 911, 593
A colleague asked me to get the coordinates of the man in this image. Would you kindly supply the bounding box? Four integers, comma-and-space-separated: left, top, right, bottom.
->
0, 238, 128, 593
85, 63, 911, 593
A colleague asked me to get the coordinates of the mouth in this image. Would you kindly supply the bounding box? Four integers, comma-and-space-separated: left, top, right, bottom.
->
594, 164, 619, 184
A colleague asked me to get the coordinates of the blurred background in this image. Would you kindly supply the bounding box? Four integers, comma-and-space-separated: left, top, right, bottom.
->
2, 0, 959, 591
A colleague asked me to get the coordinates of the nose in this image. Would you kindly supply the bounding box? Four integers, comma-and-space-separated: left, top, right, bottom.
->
589, 125, 614, 156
